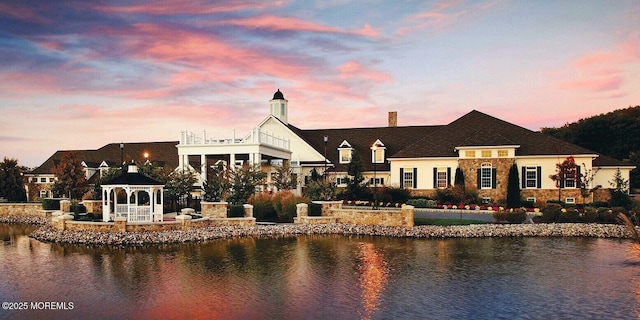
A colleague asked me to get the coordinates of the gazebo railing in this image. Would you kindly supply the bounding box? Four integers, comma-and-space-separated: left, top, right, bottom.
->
114, 204, 152, 222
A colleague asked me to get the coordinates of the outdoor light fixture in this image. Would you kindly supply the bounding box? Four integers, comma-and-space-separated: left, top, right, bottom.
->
371, 142, 378, 209
323, 135, 328, 179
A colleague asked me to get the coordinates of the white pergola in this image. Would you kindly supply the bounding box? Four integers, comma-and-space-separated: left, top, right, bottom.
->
102, 163, 164, 222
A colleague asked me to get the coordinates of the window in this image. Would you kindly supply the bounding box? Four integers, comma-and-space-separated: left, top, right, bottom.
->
40, 190, 48, 198
564, 169, 577, 188
369, 177, 384, 186
371, 139, 386, 164
339, 149, 352, 163
403, 170, 414, 189
49, 178, 55, 182
338, 140, 353, 164
526, 197, 536, 203
525, 167, 537, 188
40, 178, 47, 183
498, 150, 508, 157
480, 163, 492, 189
32, 178, 38, 183
372, 148, 384, 163
481, 197, 491, 204
481, 150, 492, 158
337, 177, 348, 186
465, 151, 476, 158
436, 169, 448, 188
565, 197, 575, 204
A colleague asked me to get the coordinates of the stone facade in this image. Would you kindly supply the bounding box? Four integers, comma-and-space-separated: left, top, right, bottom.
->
296, 202, 414, 227
201, 201, 228, 218
0, 203, 45, 216
458, 158, 515, 201
81, 200, 103, 214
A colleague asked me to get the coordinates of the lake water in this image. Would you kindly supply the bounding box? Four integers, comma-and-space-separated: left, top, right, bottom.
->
1, 223, 640, 319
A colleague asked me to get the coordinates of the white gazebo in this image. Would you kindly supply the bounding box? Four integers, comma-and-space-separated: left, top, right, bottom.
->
102, 163, 164, 222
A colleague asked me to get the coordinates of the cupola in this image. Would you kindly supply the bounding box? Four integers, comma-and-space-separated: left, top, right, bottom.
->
269, 89, 288, 124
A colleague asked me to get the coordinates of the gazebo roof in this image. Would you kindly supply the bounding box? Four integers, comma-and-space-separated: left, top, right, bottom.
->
103, 163, 164, 186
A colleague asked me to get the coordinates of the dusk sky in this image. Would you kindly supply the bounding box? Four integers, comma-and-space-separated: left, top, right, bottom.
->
2, 0, 639, 168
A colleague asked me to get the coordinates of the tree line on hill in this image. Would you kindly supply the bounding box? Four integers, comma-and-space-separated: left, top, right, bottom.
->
541, 105, 640, 190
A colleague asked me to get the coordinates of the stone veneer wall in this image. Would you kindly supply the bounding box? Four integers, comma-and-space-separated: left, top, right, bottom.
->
0, 203, 46, 216
55, 216, 256, 232
297, 202, 414, 227
201, 201, 228, 218
330, 206, 414, 227
521, 189, 583, 204
458, 158, 515, 201
81, 200, 103, 214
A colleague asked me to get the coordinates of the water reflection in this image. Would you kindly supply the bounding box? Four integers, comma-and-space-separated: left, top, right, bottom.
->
357, 242, 388, 320
1, 224, 640, 319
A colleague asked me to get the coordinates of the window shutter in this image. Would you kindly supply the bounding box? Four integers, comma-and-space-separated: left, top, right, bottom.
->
536, 167, 542, 189
491, 168, 497, 189
413, 168, 418, 189
521, 166, 526, 189
447, 167, 451, 187
433, 168, 437, 188
400, 168, 404, 187
477, 169, 481, 189
576, 166, 581, 188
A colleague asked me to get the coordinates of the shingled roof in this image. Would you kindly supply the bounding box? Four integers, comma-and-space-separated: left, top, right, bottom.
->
391, 110, 599, 158
30, 141, 179, 174
289, 124, 441, 172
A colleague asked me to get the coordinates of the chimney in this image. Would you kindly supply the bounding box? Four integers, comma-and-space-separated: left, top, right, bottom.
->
388, 111, 397, 127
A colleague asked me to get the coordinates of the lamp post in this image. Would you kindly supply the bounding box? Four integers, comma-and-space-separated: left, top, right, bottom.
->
371, 143, 378, 209
120, 142, 124, 170
323, 135, 328, 180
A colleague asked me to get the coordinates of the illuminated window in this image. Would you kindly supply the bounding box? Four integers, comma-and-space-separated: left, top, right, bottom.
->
480, 163, 492, 189
465, 151, 476, 158
481, 150, 492, 158
436, 168, 448, 188
339, 149, 352, 163
498, 150, 508, 157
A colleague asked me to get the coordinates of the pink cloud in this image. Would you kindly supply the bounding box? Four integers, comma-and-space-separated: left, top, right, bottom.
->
0, 3, 51, 24
556, 34, 640, 94
94, 0, 284, 15
338, 61, 392, 83
211, 15, 379, 38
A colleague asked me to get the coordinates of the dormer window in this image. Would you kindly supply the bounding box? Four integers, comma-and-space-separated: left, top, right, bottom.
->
370, 139, 386, 164
338, 140, 353, 164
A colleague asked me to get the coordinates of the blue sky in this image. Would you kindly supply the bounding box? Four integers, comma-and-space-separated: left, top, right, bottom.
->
1, 0, 639, 167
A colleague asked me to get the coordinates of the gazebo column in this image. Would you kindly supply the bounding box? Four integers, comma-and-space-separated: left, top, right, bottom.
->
201, 154, 207, 183
230, 153, 236, 168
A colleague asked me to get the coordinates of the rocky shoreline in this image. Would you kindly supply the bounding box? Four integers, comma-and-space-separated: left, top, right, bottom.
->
22, 221, 636, 246
2, 214, 635, 246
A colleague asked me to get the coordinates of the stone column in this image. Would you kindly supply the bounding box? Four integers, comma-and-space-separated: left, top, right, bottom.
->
312, 200, 342, 216
295, 203, 308, 224
401, 205, 415, 228
201, 201, 227, 218
60, 200, 71, 213
176, 214, 192, 230
114, 217, 127, 232
243, 204, 254, 218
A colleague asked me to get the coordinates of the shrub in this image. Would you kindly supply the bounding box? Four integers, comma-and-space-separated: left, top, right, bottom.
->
406, 198, 429, 208
596, 207, 616, 223
249, 192, 276, 221
493, 209, 527, 224
70, 203, 86, 214
583, 207, 597, 223
272, 191, 310, 222
228, 204, 245, 218
42, 198, 61, 210
540, 203, 563, 222
309, 203, 322, 216
559, 209, 581, 223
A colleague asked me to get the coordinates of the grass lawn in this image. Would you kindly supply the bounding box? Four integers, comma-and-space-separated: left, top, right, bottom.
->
415, 218, 488, 226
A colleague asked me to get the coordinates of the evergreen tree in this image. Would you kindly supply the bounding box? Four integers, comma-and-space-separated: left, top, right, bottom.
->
165, 169, 198, 210
454, 167, 465, 190
0, 158, 27, 202
272, 161, 298, 191
343, 150, 369, 200
609, 168, 632, 209
506, 163, 521, 208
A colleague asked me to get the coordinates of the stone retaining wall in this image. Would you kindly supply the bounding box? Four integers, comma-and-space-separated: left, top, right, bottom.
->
295, 202, 414, 227
54, 215, 256, 233
0, 203, 46, 216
